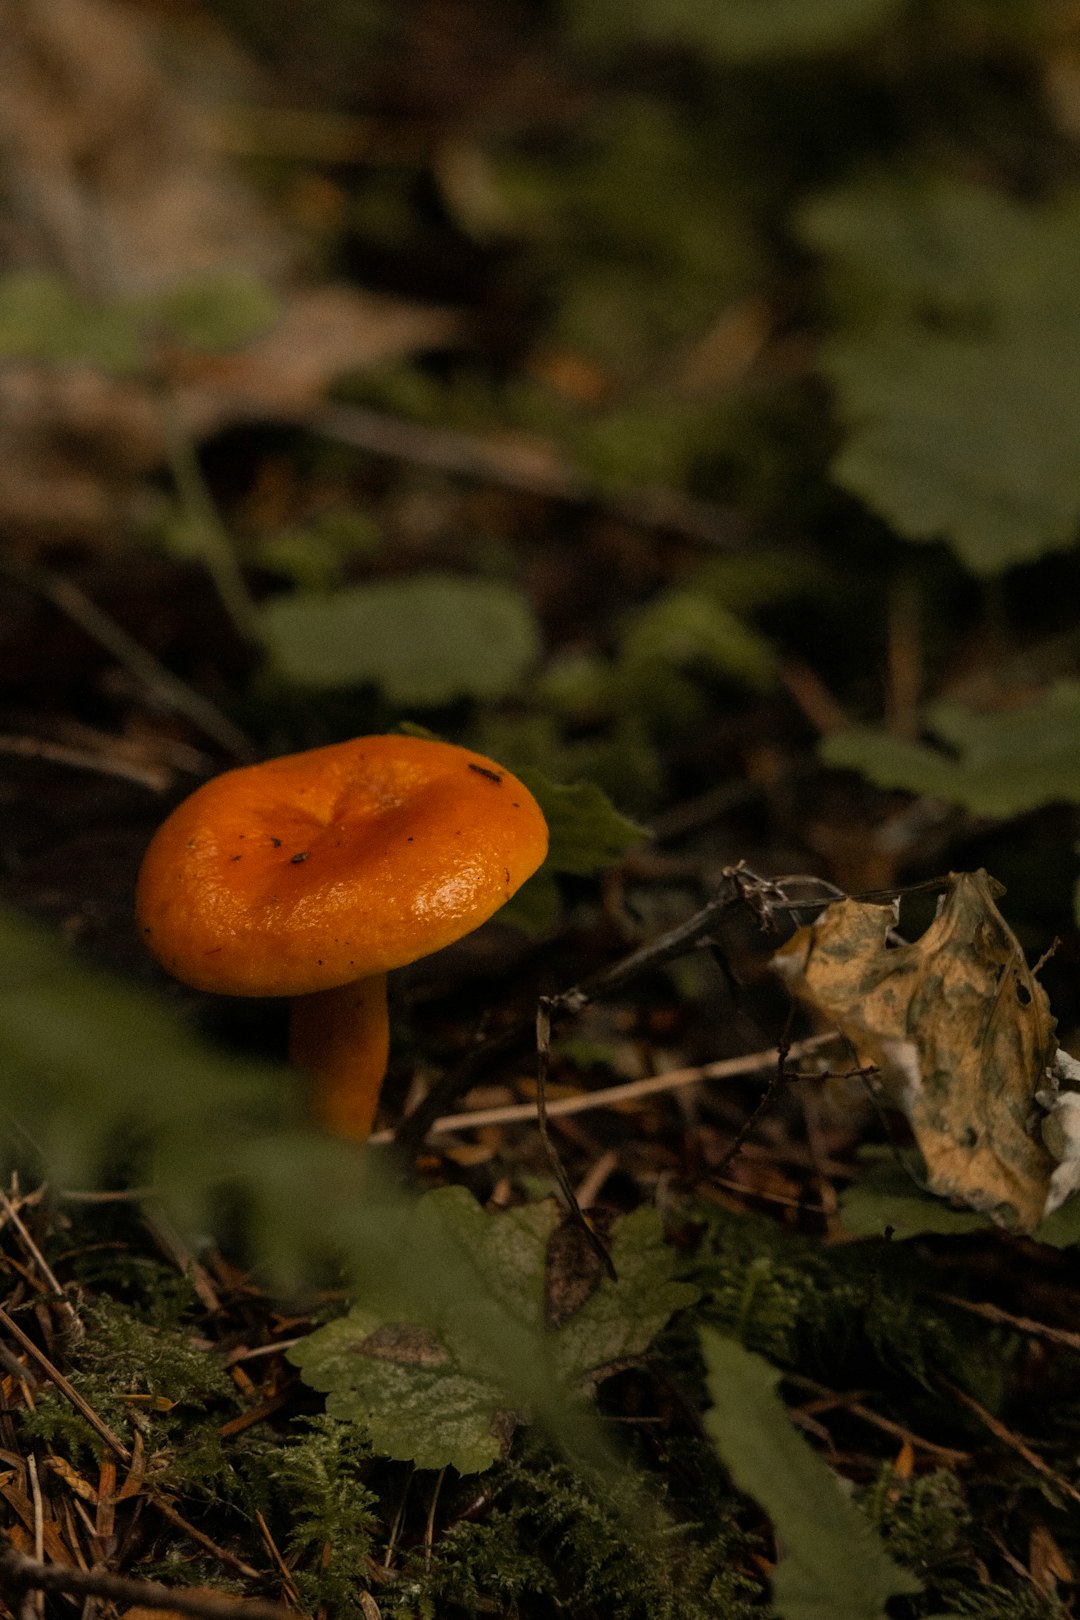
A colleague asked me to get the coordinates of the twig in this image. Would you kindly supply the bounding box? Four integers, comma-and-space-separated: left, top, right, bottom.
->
395, 867, 782, 1152
0, 1545, 299, 1620
422, 1469, 445, 1569
0, 1191, 80, 1337
933, 1294, 1080, 1355
574, 1150, 618, 1210
314, 404, 747, 550
253, 1509, 301, 1606
712, 1040, 791, 1179
0, 559, 253, 761
0, 1308, 130, 1464
938, 1377, 1080, 1506
0, 736, 168, 791
156, 392, 262, 648
535, 998, 615, 1280
148, 1498, 263, 1581
373, 1033, 834, 1142
25, 1459, 43, 1620
784, 1374, 968, 1465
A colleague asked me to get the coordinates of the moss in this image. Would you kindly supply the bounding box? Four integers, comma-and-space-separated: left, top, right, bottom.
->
231, 1417, 382, 1620
408, 1441, 767, 1620
18, 1293, 237, 1460
681, 1201, 992, 1398
862, 1464, 973, 1571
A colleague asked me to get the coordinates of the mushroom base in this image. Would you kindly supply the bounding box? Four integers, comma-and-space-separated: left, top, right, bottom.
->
289, 973, 390, 1140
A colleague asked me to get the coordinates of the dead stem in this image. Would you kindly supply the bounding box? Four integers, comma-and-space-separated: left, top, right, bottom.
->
938, 1376, 1080, 1507
0, 1308, 130, 1464
0, 1546, 297, 1620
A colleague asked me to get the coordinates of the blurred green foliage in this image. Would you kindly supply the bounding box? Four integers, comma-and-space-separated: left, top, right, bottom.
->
0, 269, 282, 371
802, 177, 1080, 573
261, 573, 542, 702
290, 1196, 697, 1473
823, 683, 1080, 819
701, 1328, 921, 1620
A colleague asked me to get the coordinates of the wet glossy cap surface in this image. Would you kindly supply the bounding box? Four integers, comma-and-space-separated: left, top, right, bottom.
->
136, 735, 549, 996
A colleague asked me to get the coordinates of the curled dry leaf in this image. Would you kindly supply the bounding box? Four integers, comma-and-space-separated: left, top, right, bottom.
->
773, 870, 1058, 1232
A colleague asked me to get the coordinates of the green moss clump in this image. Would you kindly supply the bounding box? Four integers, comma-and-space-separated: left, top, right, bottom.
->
406, 1441, 766, 1620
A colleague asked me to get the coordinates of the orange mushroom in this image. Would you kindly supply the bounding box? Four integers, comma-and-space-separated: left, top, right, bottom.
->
135, 735, 549, 1139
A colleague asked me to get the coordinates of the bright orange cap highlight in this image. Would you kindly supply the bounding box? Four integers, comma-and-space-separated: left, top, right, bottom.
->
136, 735, 549, 997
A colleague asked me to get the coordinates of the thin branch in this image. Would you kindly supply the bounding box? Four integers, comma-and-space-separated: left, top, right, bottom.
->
939, 1376, 1080, 1506
374, 1033, 834, 1141
147, 1498, 263, 1581
0, 735, 168, 791
0, 559, 254, 761
0, 1546, 298, 1620
314, 403, 747, 550
784, 1374, 968, 1466
395, 867, 776, 1151
534, 996, 615, 1280
933, 1294, 1080, 1355
0, 1307, 130, 1464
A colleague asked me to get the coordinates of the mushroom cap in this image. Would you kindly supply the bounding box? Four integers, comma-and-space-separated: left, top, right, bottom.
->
136, 735, 549, 996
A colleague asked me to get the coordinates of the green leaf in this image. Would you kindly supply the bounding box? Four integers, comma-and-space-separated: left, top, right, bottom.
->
142, 271, 282, 352
515, 770, 648, 875
0, 909, 631, 1482
838, 1156, 992, 1241
556, 1206, 701, 1378
262, 574, 541, 703
0, 272, 143, 373
290, 1191, 698, 1474
621, 588, 777, 690
572, 0, 902, 60
701, 1328, 921, 1620
802, 176, 1080, 572
822, 682, 1080, 816
494, 869, 563, 937
0, 908, 287, 1189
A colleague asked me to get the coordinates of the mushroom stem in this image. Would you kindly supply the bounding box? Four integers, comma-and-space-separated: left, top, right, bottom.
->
288, 973, 390, 1140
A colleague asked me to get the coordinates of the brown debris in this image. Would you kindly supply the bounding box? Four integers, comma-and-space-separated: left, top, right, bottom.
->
774, 870, 1058, 1232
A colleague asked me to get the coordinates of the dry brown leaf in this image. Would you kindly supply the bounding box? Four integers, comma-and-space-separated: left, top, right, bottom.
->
173, 285, 458, 429
773, 870, 1057, 1232
1029, 1520, 1073, 1596
0, 0, 457, 539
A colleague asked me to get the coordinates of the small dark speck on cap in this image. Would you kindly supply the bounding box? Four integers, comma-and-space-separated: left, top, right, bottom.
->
468, 763, 503, 784
407, 836, 414, 842
229, 854, 243, 862
512, 801, 520, 808
271, 838, 282, 848
291, 851, 310, 863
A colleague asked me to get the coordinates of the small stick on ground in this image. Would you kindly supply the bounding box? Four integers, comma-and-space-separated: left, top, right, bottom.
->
939, 1376, 1080, 1506
396, 866, 790, 1152
784, 1374, 969, 1466
0, 559, 254, 761
0, 1545, 298, 1620
373, 1033, 835, 1141
314, 403, 747, 550
0, 1191, 81, 1339
535, 998, 615, 1280
0, 1307, 130, 1464
932, 1293, 1080, 1354
148, 1497, 264, 1581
